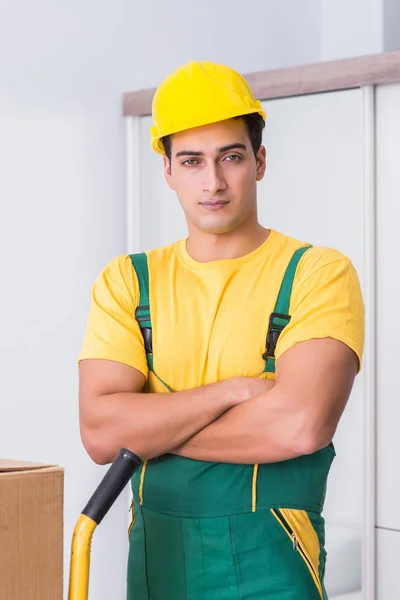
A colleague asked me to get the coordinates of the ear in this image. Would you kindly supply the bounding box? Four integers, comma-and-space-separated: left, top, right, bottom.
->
164, 156, 175, 190
256, 146, 267, 182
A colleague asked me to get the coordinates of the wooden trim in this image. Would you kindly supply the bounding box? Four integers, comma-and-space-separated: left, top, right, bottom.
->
123, 88, 155, 118
123, 50, 400, 117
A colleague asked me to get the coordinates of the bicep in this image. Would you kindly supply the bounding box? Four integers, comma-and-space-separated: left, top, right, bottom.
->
276, 338, 358, 438
273, 250, 364, 442
79, 359, 146, 428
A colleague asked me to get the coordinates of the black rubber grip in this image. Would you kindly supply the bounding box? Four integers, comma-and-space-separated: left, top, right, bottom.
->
82, 449, 142, 525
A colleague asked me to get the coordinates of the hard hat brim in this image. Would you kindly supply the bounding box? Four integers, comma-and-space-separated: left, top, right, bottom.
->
151, 105, 266, 156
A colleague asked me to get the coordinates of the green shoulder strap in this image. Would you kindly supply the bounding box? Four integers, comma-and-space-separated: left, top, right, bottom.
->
129, 253, 172, 391
263, 245, 312, 373
129, 253, 154, 372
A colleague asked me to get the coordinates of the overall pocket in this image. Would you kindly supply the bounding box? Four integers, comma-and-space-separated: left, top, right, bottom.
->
271, 508, 324, 600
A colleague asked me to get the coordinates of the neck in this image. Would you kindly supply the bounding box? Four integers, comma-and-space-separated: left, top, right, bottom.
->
186, 222, 270, 263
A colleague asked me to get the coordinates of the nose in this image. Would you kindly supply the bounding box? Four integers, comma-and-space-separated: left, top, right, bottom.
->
202, 163, 227, 196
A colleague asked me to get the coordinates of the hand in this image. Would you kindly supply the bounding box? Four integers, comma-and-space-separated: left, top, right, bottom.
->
221, 376, 276, 406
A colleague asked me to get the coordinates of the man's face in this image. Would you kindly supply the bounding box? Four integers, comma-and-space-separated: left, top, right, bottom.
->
164, 119, 266, 236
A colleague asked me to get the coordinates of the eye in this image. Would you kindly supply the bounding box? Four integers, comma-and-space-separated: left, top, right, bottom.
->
182, 159, 200, 166
224, 154, 242, 162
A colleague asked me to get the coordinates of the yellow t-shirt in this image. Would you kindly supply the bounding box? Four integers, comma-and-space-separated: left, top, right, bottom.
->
79, 229, 365, 391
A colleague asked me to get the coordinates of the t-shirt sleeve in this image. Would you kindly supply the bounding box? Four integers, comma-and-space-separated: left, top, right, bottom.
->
78, 254, 148, 377
275, 247, 365, 371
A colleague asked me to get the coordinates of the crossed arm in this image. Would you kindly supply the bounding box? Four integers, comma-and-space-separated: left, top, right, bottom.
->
171, 337, 358, 464
79, 337, 358, 465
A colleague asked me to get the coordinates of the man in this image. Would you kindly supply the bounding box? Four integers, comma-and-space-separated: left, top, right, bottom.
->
79, 61, 364, 599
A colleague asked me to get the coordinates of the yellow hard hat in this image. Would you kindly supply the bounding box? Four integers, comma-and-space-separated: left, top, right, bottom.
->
150, 61, 266, 155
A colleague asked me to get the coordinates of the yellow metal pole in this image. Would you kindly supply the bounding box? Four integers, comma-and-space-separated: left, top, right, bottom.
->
67, 449, 141, 598
68, 514, 97, 600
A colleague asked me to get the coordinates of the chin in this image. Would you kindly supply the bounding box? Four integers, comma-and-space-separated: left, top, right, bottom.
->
199, 223, 237, 235
194, 216, 240, 235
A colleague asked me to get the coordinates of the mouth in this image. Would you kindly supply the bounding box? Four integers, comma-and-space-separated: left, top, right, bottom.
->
200, 200, 230, 211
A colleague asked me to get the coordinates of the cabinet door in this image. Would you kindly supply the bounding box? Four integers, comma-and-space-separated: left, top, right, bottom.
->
256, 90, 365, 597
377, 528, 400, 599
258, 89, 365, 530
376, 82, 400, 531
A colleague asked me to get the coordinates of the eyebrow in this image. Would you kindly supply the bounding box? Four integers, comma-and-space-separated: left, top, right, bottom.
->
175, 143, 248, 158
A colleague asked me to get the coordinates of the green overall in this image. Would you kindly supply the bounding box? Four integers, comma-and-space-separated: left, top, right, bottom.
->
127, 248, 334, 600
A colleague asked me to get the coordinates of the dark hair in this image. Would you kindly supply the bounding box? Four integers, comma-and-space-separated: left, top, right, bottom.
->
161, 113, 265, 162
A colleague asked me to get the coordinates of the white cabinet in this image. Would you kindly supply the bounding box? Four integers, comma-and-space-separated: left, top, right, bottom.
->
258, 90, 364, 268
376, 82, 400, 531
258, 90, 365, 531
377, 528, 400, 599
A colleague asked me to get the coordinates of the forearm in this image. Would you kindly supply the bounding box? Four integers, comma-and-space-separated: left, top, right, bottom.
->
81, 380, 240, 464
173, 386, 327, 464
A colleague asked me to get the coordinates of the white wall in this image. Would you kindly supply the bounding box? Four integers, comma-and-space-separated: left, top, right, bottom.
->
0, 2, 139, 599
321, 0, 400, 61
321, 0, 383, 60
0, 1, 323, 598
126, 0, 321, 91
383, 0, 400, 52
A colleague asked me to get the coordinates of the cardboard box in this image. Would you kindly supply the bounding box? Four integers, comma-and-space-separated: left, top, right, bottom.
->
0, 458, 64, 600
